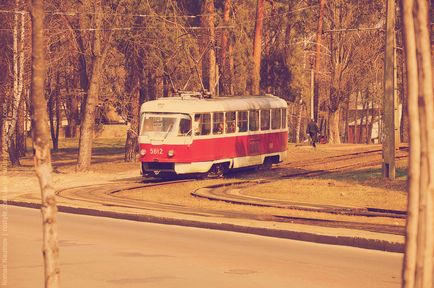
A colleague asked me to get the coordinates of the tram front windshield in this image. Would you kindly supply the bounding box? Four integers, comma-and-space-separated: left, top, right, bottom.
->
140, 113, 191, 139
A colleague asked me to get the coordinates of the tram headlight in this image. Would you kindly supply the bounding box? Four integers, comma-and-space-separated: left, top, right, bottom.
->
140, 149, 147, 156
167, 150, 175, 157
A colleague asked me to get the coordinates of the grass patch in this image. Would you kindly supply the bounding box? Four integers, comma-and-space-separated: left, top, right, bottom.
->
57, 138, 126, 155
25, 137, 126, 154
321, 167, 407, 182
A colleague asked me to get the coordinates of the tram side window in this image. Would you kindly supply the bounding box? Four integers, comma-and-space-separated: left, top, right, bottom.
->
194, 113, 211, 135
260, 109, 270, 130
213, 112, 225, 134
271, 108, 281, 130
238, 111, 248, 132
281, 108, 287, 128
226, 112, 237, 133
249, 110, 259, 131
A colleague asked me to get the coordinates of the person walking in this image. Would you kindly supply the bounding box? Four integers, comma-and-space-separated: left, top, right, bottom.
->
306, 119, 319, 148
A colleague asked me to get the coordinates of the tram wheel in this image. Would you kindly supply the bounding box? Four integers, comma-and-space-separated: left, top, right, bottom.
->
155, 171, 176, 179
257, 158, 273, 171
207, 163, 227, 178
263, 158, 273, 169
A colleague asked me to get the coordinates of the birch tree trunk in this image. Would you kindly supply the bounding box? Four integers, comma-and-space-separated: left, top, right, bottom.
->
251, 0, 264, 95
0, 102, 6, 172
16, 6, 26, 157
401, 0, 434, 287
400, 47, 409, 143
16, 95, 26, 156
30, 0, 60, 287
7, 0, 25, 166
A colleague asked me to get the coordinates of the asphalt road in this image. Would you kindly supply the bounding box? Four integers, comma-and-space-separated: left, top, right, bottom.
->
4, 206, 403, 288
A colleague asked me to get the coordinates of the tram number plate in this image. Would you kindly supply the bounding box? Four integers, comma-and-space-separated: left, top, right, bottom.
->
150, 148, 163, 155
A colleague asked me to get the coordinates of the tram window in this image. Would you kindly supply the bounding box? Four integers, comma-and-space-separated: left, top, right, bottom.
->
281, 108, 287, 128
194, 113, 211, 135
226, 112, 236, 133
271, 109, 281, 129
249, 110, 259, 131
178, 118, 192, 136
260, 109, 270, 130
238, 111, 248, 132
213, 112, 225, 134
141, 114, 176, 135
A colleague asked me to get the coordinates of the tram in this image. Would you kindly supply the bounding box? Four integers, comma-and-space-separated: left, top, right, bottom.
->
138, 92, 288, 177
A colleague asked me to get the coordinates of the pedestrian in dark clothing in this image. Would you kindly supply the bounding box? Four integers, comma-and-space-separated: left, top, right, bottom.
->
306, 119, 319, 148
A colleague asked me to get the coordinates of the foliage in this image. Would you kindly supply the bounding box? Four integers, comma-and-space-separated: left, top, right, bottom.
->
0, 0, 402, 162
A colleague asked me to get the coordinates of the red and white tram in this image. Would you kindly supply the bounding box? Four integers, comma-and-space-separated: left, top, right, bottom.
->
138, 93, 288, 177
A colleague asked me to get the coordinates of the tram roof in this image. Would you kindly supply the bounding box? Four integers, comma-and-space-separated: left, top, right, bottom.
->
140, 95, 287, 114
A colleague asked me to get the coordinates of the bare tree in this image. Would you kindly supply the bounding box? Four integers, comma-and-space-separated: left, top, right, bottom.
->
29, 0, 60, 286
76, 0, 123, 171
401, 0, 434, 287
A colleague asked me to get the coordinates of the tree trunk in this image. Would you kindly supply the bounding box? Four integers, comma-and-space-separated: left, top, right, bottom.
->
401, 0, 434, 287
0, 101, 6, 172
228, 39, 235, 95
295, 102, 303, 143
251, 0, 264, 95
264, 2, 274, 94
205, 0, 216, 96
366, 95, 374, 144
364, 94, 370, 144
77, 58, 103, 171
65, 82, 79, 138
219, 0, 231, 96
344, 97, 349, 143
359, 94, 367, 144
284, 20, 291, 68
30, 0, 60, 287
77, 0, 106, 171
48, 73, 61, 151
313, 0, 326, 121
16, 93, 26, 157
48, 76, 59, 152
16, 4, 26, 157
125, 86, 140, 162
7, 0, 25, 166
355, 91, 359, 143
328, 109, 341, 144
200, 0, 216, 96
400, 47, 409, 143
328, 60, 343, 144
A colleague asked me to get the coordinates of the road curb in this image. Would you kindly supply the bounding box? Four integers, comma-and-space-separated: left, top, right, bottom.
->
2, 199, 404, 253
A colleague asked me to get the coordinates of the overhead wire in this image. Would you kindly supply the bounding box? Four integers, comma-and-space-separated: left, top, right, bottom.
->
0, 4, 319, 32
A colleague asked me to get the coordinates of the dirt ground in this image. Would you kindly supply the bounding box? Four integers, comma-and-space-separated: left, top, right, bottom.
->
2, 139, 408, 227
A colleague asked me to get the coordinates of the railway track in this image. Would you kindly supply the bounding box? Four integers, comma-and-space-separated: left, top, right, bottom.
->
278, 145, 408, 173
55, 147, 408, 236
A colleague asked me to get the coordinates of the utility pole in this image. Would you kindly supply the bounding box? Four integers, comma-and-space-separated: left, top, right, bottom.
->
382, 0, 398, 179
